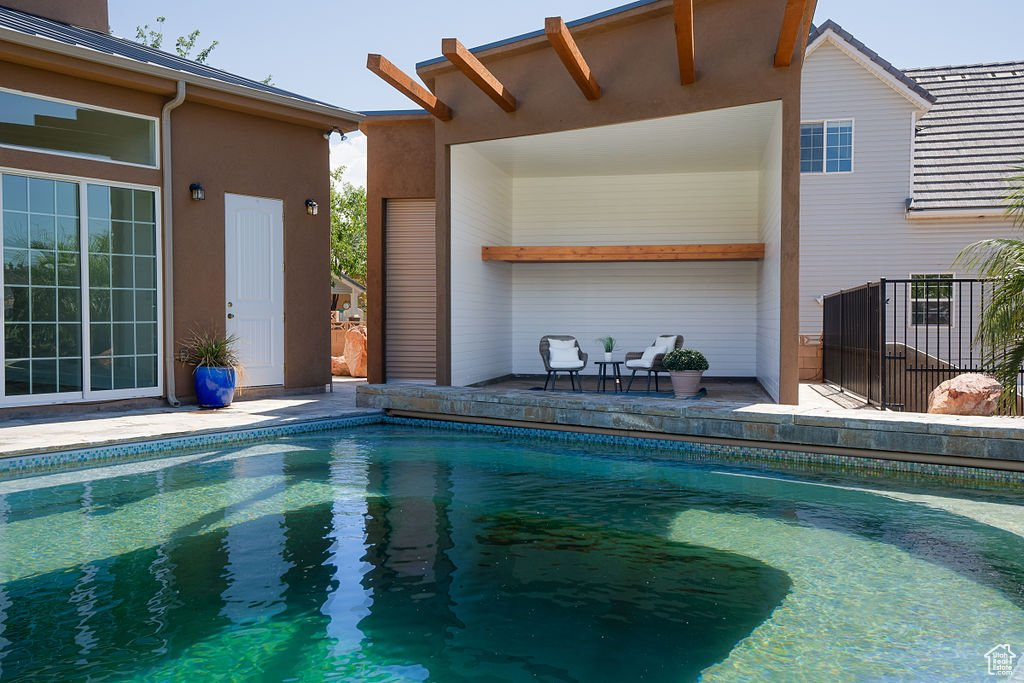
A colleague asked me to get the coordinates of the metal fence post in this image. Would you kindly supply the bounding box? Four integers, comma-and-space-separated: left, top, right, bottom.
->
878, 278, 886, 409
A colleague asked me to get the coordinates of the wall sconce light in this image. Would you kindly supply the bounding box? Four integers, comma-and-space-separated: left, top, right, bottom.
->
189, 183, 205, 201
305, 199, 319, 216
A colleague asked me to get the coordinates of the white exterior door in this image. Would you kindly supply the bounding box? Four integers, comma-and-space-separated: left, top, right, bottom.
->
225, 193, 284, 387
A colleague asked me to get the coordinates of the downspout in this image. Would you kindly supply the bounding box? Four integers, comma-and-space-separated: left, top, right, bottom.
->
161, 81, 187, 407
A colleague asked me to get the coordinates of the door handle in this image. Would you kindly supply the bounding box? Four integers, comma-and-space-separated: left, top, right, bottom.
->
227, 313, 235, 319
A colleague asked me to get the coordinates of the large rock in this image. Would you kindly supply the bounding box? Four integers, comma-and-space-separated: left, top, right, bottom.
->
331, 355, 350, 377
927, 373, 1002, 416
344, 327, 368, 378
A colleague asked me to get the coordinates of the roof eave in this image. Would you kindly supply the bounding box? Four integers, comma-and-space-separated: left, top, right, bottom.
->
806, 23, 935, 112
0, 26, 364, 128
905, 207, 1011, 221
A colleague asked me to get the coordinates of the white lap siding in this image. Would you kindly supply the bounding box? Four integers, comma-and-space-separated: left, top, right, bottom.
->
800, 42, 1018, 336
510, 172, 760, 378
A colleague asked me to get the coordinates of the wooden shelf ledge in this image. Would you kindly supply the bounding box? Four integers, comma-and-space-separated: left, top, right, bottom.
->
481, 243, 765, 263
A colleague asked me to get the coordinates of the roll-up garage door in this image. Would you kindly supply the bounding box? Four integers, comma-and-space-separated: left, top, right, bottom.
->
385, 199, 437, 382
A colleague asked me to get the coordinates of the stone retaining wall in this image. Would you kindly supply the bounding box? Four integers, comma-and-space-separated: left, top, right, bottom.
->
356, 384, 1024, 471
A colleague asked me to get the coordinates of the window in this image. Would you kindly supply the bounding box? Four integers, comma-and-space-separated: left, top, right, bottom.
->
2, 171, 160, 405
0, 89, 157, 167
800, 119, 854, 173
910, 274, 953, 326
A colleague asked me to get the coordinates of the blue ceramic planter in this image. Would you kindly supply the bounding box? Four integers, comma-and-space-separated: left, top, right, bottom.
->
194, 366, 237, 408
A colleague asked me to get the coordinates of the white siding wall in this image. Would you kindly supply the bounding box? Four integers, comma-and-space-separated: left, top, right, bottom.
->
450, 146, 514, 386
800, 42, 1017, 336
756, 113, 783, 400
510, 172, 760, 377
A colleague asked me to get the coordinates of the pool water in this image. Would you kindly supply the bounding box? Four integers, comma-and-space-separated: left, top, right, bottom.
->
0, 424, 1022, 681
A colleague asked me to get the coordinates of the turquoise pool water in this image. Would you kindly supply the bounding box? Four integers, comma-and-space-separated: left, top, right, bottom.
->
0, 424, 1022, 681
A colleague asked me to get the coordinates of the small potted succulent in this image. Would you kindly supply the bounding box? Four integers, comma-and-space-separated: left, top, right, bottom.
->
662, 348, 709, 398
178, 330, 241, 408
597, 336, 617, 362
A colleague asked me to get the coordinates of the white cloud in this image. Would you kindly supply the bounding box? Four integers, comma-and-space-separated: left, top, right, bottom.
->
330, 132, 368, 188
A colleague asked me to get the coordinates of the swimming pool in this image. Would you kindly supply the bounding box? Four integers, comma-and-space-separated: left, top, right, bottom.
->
0, 422, 1021, 681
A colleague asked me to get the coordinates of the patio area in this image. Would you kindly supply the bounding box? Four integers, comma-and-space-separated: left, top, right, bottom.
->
0, 378, 377, 459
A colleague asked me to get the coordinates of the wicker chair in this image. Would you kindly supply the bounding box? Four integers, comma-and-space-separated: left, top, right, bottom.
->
539, 335, 588, 392
624, 335, 684, 392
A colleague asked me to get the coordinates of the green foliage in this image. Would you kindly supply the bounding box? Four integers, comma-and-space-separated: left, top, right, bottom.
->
177, 330, 240, 369
955, 167, 1024, 413
135, 16, 218, 64
596, 336, 617, 352
330, 166, 367, 286
662, 349, 710, 372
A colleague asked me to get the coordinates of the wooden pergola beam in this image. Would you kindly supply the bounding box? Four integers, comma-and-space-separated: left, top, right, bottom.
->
366, 53, 452, 121
544, 17, 601, 100
797, 0, 819, 54
673, 0, 696, 85
441, 38, 517, 112
774, 0, 810, 67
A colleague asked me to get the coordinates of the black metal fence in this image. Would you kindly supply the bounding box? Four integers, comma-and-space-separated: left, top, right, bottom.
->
823, 278, 1023, 412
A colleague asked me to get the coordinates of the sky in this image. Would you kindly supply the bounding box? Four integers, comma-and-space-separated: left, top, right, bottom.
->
108, 0, 1023, 187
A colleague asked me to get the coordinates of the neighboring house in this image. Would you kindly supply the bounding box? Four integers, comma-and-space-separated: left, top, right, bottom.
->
0, 0, 362, 410
799, 20, 1022, 379
363, 0, 814, 404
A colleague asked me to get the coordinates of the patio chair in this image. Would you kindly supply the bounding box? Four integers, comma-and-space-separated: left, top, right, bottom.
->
539, 335, 588, 392
624, 335, 684, 392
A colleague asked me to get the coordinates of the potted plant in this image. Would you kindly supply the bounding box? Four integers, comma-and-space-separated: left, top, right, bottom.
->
597, 336, 617, 362
178, 330, 241, 408
662, 349, 709, 398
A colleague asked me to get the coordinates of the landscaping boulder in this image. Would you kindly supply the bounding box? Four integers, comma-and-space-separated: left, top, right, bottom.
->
331, 355, 350, 377
927, 373, 1002, 416
344, 327, 368, 378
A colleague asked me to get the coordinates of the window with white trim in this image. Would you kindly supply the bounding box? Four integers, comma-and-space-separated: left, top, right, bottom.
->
800, 119, 853, 173
2, 171, 161, 405
0, 88, 158, 167
910, 273, 953, 326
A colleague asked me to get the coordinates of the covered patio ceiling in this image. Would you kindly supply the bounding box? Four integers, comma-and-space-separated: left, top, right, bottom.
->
461, 100, 782, 177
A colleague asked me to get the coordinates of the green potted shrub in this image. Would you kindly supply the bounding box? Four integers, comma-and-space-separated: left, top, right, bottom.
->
662, 348, 709, 398
178, 330, 241, 408
596, 336, 617, 362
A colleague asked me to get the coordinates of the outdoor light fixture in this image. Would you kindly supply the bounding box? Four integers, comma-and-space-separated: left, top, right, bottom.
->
305, 199, 319, 216
189, 183, 205, 201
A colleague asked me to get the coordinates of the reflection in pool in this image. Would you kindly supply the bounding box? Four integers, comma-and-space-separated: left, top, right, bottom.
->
0, 425, 1021, 681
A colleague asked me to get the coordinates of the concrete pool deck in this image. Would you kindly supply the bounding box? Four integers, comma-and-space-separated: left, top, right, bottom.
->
357, 383, 1024, 472
0, 379, 380, 459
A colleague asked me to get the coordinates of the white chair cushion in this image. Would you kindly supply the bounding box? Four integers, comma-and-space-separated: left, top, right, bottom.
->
548, 338, 576, 350
625, 358, 653, 369
549, 344, 581, 365
549, 360, 585, 370
640, 346, 661, 363
656, 335, 678, 350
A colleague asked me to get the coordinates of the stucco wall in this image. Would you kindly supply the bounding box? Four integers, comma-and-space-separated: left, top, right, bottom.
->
0, 53, 336, 407
362, 116, 436, 384
170, 101, 331, 397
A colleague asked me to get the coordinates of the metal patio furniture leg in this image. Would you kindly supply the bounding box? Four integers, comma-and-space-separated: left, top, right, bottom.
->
626, 370, 638, 392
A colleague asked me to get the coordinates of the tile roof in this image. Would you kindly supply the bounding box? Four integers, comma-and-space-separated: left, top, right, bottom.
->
0, 5, 361, 119
907, 61, 1024, 212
